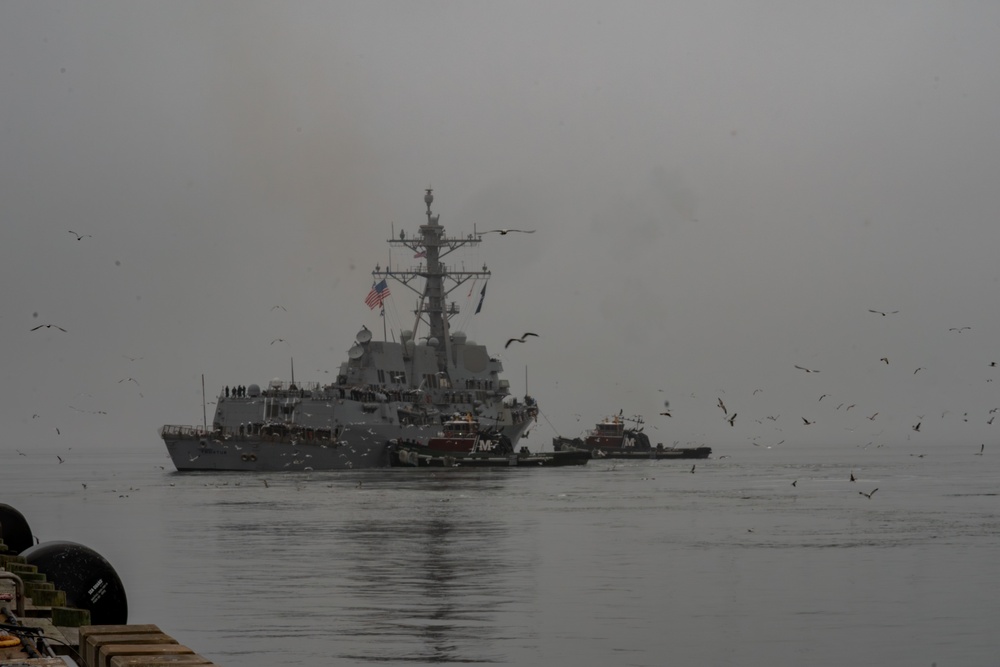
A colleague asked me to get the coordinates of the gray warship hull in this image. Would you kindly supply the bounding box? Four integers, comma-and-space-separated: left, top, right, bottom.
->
162, 400, 535, 472
162, 431, 390, 471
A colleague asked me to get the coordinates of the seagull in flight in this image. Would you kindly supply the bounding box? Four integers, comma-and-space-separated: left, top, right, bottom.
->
949, 327, 971, 332
68, 230, 92, 241
717, 397, 727, 415
794, 364, 819, 373
481, 228, 535, 235
728, 413, 737, 427
505, 332, 539, 348
859, 488, 878, 499
31, 324, 67, 332
868, 309, 899, 316
270, 338, 287, 345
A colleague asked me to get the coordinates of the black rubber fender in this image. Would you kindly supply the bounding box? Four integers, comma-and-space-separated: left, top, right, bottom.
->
20, 540, 128, 625
0, 503, 34, 554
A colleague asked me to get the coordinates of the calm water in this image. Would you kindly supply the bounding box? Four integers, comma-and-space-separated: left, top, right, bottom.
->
4, 442, 999, 666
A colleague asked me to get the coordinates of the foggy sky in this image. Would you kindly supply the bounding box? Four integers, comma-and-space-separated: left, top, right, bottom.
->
4, 2, 1000, 456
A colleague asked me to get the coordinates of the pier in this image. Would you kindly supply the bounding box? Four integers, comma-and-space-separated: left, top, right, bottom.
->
2, 508, 217, 666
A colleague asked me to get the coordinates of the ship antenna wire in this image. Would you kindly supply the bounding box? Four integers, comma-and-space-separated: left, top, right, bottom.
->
201, 374, 207, 430
536, 408, 561, 438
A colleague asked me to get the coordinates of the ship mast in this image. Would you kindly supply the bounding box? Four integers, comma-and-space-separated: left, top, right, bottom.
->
375, 189, 491, 373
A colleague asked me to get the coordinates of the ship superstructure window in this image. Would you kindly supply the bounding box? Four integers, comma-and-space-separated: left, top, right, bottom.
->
597, 421, 622, 436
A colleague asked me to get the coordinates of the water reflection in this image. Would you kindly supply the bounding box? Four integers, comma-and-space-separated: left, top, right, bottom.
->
187, 471, 534, 664
331, 473, 533, 663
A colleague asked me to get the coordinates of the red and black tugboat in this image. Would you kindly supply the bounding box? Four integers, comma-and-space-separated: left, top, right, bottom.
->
391, 413, 589, 467
553, 413, 711, 460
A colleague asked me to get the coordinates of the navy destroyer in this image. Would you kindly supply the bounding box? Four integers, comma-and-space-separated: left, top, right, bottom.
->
160, 189, 538, 471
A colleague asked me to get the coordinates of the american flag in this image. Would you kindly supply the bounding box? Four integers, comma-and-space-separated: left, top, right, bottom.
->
365, 279, 391, 310
414, 250, 427, 259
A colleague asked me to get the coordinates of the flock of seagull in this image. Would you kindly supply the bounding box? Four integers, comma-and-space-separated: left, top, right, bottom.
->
707, 308, 994, 450
21, 230, 150, 448
688, 306, 994, 500
25, 229, 547, 479
24, 237, 992, 508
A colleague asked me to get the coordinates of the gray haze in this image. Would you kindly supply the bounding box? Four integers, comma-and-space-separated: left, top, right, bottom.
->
4, 3, 1000, 455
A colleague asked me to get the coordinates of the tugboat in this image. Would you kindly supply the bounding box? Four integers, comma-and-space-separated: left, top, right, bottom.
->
390, 413, 590, 467
552, 414, 711, 460
160, 189, 539, 471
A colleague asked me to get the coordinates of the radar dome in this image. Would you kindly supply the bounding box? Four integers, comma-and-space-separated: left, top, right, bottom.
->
247, 384, 260, 397
426, 337, 439, 347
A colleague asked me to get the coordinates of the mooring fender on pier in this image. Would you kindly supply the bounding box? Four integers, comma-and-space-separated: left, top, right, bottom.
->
20, 541, 128, 626
0, 504, 34, 554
